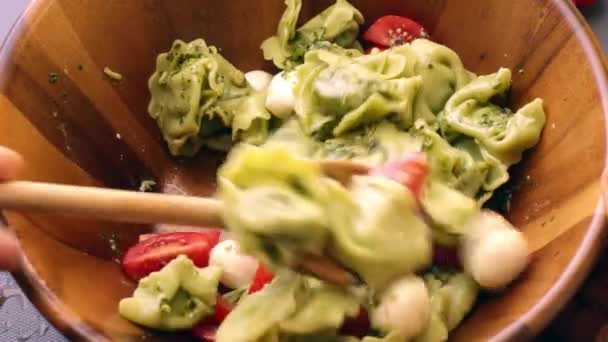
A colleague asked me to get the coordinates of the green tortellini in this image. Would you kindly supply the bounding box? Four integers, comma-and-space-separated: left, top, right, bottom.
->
318, 121, 424, 166
408, 39, 472, 124
218, 145, 333, 267
327, 176, 432, 288
442, 68, 546, 165
216, 273, 301, 342
232, 88, 272, 145
279, 279, 361, 334
148, 39, 270, 156
414, 120, 509, 202
283, 332, 404, 342
118, 255, 221, 331
263, 118, 321, 158
216, 273, 362, 342
293, 46, 422, 137
140, 0, 547, 339
414, 270, 479, 342
264, 118, 424, 168
272, 43, 542, 204
421, 180, 479, 234
261, 0, 364, 69
218, 146, 432, 289
291, 39, 473, 140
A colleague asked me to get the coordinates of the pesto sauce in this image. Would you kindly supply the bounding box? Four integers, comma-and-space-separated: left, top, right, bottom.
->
133, 0, 546, 340
48, 72, 58, 84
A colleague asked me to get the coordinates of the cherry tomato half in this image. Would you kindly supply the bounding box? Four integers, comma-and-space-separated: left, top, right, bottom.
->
369, 153, 429, 199
248, 264, 275, 294
191, 295, 232, 341
432, 244, 461, 268
340, 307, 371, 338
213, 295, 232, 323
192, 321, 217, 342
362, 15, 428, 48
123, 231, 222, 280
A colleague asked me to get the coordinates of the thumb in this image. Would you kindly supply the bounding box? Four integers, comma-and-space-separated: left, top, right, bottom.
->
0, 146, 24, 181
0, 228, 20, 271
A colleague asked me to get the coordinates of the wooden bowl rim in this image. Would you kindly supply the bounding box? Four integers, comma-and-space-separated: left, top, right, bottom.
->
0, 0, 607, 341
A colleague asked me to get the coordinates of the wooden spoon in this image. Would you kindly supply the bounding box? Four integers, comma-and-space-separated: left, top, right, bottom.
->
0, 160, 369, 227
0, 159, 368, 286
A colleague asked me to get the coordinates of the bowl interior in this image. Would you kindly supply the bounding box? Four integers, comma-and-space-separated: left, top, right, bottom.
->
0, 0, 607, 341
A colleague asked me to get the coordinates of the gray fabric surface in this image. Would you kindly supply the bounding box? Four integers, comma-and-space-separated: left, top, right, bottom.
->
0, 276, 63, 341
0, 0, 606, 341
582, 0, 608, 48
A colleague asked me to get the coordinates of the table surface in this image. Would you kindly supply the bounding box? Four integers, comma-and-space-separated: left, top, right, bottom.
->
0, 1, 607, 341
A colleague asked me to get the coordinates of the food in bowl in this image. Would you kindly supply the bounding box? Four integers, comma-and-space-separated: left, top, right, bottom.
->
117, 0, 546, 340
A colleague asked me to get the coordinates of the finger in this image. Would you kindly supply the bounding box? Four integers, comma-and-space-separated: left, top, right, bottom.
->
0, 146, 24, 181
0, 229, 20, 271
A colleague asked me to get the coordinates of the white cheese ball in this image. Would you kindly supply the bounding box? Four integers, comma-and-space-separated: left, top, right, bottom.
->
265, 72, 296, 118
461, 211, 529, 289
209, 239, 259, 289
245, 70, 273, 92
371, 275, 431, 339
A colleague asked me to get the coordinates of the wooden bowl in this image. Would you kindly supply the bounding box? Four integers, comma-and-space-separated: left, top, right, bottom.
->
0, 0, 606, 341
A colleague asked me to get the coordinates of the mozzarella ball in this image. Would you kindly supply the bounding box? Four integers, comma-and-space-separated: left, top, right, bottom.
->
245, 70, 273, 92
461, 211, 529, 289
265, 72, 296, 118
371, 275, 431, 339
209, 239, 259, 289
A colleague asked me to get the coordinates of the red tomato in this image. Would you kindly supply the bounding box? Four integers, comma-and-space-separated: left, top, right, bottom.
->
369, 153, 429, 199
432, 244, 461, 268
213, 295, 232, 323
248, 265, 275, 294
362, 15, 428, 48
340, 307, 371, 338
192, 321, 217, 341
123, 231, 222, 280
191, 295, 232, 341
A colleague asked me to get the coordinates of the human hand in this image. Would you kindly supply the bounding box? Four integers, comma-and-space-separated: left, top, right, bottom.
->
0, 146, 24, 271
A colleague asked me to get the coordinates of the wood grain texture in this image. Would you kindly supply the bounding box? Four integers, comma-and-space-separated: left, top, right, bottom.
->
538, 173, 608, 341
0, 0, 606, 341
